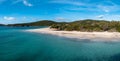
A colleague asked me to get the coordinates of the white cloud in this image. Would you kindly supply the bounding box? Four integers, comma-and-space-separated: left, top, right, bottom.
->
96, 15, 104, 18
13, 0, 33, 7
50, 0, 120, 13
97, 5, 114, 13
95, 14, 120, 20
3, 16, 16, 20
23, 0, 33, 7
12, 0, 22, 4
50, 0, 85, 6
97, 0, 119, 13
65, 6, 101, 12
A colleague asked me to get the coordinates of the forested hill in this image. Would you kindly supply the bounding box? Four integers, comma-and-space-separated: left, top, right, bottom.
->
6, 19, 120, 32
50, 19, 120, 32
7, 20, 57, 27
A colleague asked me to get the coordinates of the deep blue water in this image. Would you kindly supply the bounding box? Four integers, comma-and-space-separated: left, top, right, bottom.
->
0, 26, 120, 61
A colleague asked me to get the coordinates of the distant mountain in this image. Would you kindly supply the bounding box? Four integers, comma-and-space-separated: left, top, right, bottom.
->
7, 20, 57, 27
0, 24, 5, 26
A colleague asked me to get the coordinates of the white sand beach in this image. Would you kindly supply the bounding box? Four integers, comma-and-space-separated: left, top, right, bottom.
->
26, 27, 120, 41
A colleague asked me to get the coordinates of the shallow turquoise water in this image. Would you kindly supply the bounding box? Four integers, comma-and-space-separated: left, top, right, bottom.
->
0, 26, 120, 61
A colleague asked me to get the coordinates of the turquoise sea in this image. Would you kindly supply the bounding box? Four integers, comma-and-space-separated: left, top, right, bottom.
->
0, 26, 120, 61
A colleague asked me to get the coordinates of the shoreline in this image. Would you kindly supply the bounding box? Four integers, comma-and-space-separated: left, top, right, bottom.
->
25, 27, 120, 41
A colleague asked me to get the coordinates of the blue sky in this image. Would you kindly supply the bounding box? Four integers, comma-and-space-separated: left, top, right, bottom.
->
0, 0, 120, 24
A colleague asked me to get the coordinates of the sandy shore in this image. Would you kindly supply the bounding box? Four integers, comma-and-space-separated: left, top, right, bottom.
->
25, 28, 120, 41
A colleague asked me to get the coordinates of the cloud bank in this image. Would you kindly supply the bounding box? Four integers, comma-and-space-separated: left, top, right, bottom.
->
3, 16, 16, 20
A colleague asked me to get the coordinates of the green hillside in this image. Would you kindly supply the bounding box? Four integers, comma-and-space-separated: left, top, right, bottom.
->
7, 20, 57, 27
50, 19, 120, 32
6, 19, 120, 32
